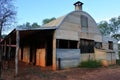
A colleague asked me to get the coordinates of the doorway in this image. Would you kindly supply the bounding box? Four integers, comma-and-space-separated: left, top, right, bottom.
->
46, 38, 53, 66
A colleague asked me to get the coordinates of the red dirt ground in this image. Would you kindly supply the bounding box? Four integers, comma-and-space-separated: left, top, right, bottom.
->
1, 61, 120, 80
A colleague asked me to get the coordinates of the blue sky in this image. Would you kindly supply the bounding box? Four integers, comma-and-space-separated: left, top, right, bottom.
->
15, 0, 120, 25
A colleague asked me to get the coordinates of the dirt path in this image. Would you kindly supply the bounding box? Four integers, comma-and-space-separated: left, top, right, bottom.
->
1, 61, 120, 80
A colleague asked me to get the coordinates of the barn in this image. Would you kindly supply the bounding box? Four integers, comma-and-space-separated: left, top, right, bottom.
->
1, 1, 119, 72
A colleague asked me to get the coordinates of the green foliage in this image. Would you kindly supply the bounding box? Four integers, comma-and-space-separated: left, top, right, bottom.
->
2, 34, 7, 38
118, 44, 120, 58
112, 34, 120, 41
32, 23, 40, 28
116, 59, 120, 65
98, 16, 120, 41
79, 59, 102, 68
98, 21, 110, 35
17, 22, 40, 29
42, 17, 56, 25
118, 44, 120, 50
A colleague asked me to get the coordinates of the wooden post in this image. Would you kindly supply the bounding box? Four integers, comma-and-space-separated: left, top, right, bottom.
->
8, 38, 11, 57
0, 44, 2, 80
111, 52, 112, 64
8, 38, 11, 69
4, 41, 6, 57
52, 31, 57, 70
15, 30, 20, 76
58, 58, 61, 70
3, 41, 6, 69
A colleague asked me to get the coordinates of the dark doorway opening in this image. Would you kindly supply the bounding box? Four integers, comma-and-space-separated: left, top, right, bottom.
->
30, 45, 36, 65
21, 46, 23, 60
46, 37, 53, 66
30, 46, 33, 62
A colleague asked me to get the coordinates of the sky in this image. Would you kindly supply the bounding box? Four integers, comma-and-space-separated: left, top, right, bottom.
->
15, 0, 120, 25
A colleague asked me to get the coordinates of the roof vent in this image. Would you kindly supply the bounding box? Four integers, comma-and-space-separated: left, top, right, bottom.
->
73, 1, 83, 11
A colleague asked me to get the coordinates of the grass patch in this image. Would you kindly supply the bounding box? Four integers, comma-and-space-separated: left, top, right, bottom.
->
79, 59, 102, 68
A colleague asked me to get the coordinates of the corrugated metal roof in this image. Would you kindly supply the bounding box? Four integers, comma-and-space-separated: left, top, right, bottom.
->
16, 27, 56, 31
42, 16, 65, 28
1, 27, 56, 44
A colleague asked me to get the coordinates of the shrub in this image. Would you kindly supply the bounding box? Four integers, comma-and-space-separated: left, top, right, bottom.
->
116, 59, 120, 65
79, 59, 102, 68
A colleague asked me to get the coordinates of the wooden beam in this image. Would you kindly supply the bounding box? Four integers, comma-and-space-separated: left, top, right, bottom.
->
15, 30, 20, 76
52, 31, 57, 70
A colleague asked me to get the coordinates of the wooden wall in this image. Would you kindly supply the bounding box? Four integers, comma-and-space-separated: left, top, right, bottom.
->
18, 48, 21, 61
57, 11, 102, 42
56, 49, 80, 69
80, 53, 95, 61
56, 30, 79, 41
102, 36, 119, 60
95, 49, 116, 65
36, 48, 46, 67
106, 53, 116, 64
18, 44, 47, 67
22, 46, 30, 63
95, 49, 106, 60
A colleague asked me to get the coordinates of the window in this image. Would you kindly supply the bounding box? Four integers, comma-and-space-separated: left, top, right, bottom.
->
80, 39, 94, 53
56, 39, 78, 49
57, 39, 68, 48
108, 41, 113, 50
95, 42, 102, 49
81, 15, 88, 28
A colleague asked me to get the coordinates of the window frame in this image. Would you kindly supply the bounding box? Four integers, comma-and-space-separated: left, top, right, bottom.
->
95, 42, 102, 49
81, 15, 88, 28
108, 41, 113, 50
56, 39, 78, 49
80, 39, 94, 54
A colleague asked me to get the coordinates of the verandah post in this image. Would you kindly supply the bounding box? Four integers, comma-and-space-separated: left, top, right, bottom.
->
8, 38, 11, 69
15, 30, 20, 76
52, 31, 57, 70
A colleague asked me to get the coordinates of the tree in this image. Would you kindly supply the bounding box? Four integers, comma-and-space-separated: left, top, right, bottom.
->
17, 22, 40, 29
42, 17, 56, 25
98, 21, 110, 35
98, 16, 120, 41
0, 0, 16, 79
31, 22, 40, 28
26, 22, 31, 28
109, 16, 120, 41
0, 0, 16, 35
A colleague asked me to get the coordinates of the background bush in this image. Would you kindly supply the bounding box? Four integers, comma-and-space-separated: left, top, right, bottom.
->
79, 59, 102, 68
116, 59, 120, 65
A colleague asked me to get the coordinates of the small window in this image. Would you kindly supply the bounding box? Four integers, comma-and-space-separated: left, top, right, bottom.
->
56, 39, 78, 49
80, 39, 94, 53
108, 41, 113, 50
95, 42, 102, 49
81, 15, 88, 28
